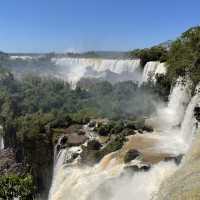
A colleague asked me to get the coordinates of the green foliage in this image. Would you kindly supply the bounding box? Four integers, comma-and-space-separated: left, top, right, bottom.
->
167, 26, 200, 85
0, 174, 35, 200
154, 74, 171, 101
129, 46, 168, 67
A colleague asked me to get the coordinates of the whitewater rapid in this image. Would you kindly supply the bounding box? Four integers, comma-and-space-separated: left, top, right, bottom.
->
48, 77, 200, 200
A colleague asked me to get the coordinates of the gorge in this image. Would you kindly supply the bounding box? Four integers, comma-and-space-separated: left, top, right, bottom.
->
0, 26, 200, 200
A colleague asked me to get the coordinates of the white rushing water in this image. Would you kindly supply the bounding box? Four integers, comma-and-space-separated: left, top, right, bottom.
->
149, 77, 192, 131
48, 77, 200, 200
0, 125, 4, 150
52, 58, 142, 85
142, 62, 166, 83
180, 84, 200, 143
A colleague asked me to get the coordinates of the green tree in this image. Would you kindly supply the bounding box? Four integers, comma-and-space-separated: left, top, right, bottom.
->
0, 175, 35, 200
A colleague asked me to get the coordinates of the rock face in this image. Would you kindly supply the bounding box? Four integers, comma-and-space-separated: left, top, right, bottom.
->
0, 148, 25, 176
155, 130, 200, 200
67, 133, 87, 146
87, 140, 102, 151
58, 133, 87, 149
194, 106, 200, 122
124, 149, 142, 163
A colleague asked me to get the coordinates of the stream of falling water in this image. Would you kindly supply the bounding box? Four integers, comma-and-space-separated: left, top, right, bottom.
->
0, 125, 4, 150
48, 78, 200, 200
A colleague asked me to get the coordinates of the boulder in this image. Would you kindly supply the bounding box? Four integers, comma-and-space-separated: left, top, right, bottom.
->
88, 121, 96, 128
98, 126, 109, 136
67, 133, 87, 147
143, 125, 153, 132
60, 135, 68, 146
124, 163, 151, 172
194, 106, 200, 122
124, 149, 142, 163
87, 140, 102, 151
78, 130, 86, 135
164, 154, 183, 165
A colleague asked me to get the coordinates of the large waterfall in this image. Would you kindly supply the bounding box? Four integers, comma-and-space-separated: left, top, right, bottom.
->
9, 55, 167, 86
52, 58, 142, 85
48, 77, 200, 200
150, 77, 192, 131
52, 58, 167, 85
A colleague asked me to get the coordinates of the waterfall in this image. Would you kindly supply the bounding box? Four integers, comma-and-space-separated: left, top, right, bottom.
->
48, 146, 178, 200
0, 125, 4, 150
48, 78, 199, 200
142, 62, 166, 83
180, 84, 200, 143
0, 136, 4, 150
154, 63, 166, 76
142, 61, 160, 82
149, 77, 192, 131
52, 58, 142, 85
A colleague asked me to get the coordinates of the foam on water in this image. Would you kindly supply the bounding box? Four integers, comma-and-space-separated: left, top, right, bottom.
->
52, 58, 141, 85
48, 78, 200, 200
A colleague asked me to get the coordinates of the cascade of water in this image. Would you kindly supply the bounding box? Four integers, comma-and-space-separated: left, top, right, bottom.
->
150, 77, 192, 131
0, 125, 4, 150
48, 78, 199, 200
154, 63, 166, 75
142, 61, 160, 82
180, 84, 200, 143
48, 147, 177, 200
49, 146, 82, 200
52, 58, 141, 85
142, 62, 167, 83
152, 63, 167, 81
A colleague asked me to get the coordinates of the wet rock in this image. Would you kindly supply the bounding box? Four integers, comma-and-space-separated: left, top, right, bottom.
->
124, 163, 151, 172
56, 144, 61, 152
87, 140, 102, 151
88, 121, 96, 128
164, 154, 183, 165
67, 133, 87, 147
143, 125, 154, 132
81, 136, 125, 166
97, 126, 109, 136
126, 122, 136, 130
78, 130, 85, 135
124, 149, 142, 163
138, 129, 143, 134
60, 135, 68, 146
120, 128, 136, 136
194, 106, 200, 122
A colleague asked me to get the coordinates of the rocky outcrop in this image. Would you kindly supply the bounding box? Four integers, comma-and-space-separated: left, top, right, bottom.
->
124, 149, 142, 163
155, 130, 200, 200
0, 148, 25, 176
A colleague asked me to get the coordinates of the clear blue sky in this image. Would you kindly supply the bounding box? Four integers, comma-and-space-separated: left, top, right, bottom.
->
0, 0, 199, 53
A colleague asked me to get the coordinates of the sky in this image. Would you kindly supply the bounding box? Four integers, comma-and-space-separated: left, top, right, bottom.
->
0, 0, 200, 53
